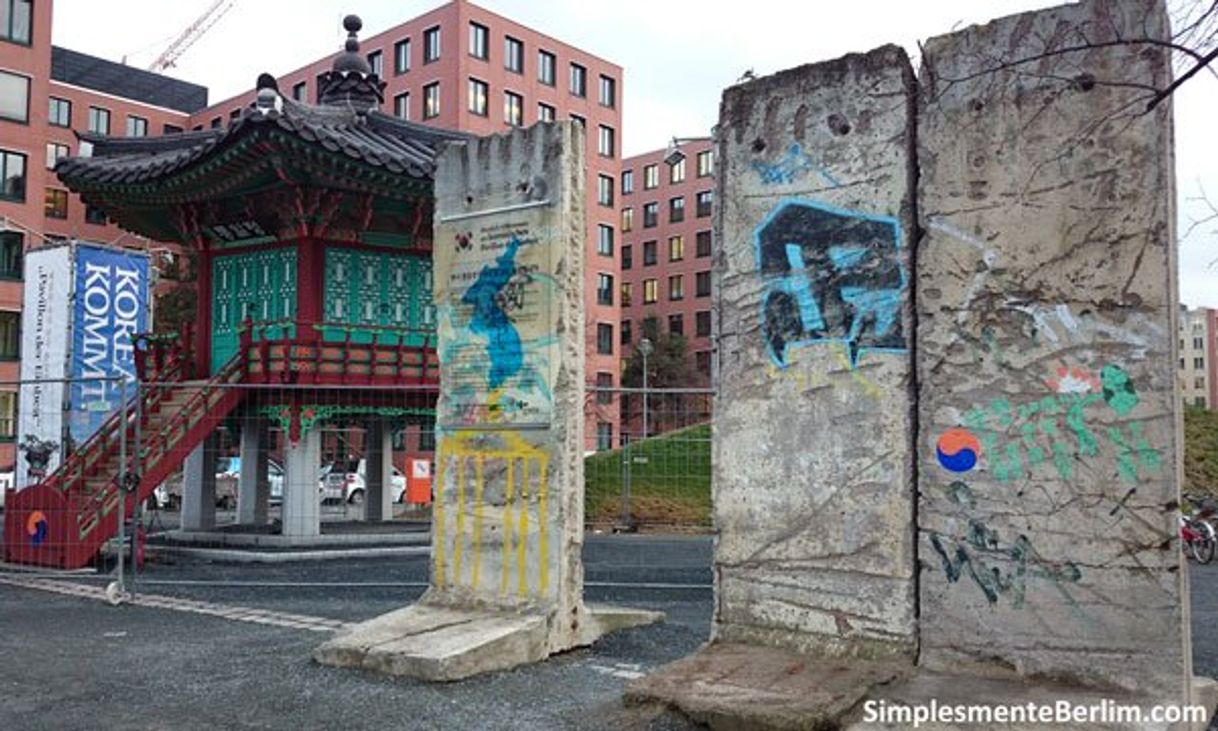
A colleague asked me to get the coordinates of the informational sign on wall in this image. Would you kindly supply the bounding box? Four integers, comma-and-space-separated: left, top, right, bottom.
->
16, 246, 72, 490
68, 244, 149, 447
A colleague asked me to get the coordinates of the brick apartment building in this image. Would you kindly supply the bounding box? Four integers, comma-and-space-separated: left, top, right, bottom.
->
194, 0, 625, 451
0, 0, 626, 472
0, 0, 207, 474
1180, 305, 1218, 409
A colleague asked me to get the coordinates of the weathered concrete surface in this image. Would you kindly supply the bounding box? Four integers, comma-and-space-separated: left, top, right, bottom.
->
317, 121, 657, 681
916, 0, 1188, 701
711, 45, 918, 659
624, 643, 908, 731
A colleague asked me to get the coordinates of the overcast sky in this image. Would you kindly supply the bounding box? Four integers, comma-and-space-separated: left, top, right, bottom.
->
52, 0, 1217, 308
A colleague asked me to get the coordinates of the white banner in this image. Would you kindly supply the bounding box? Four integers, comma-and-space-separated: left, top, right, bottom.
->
16, 246, 71, 490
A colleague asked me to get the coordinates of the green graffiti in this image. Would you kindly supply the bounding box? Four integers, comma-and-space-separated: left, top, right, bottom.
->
946, 480, 975, 508
931, 526, 1082, 609
1100, 364, 1138, 416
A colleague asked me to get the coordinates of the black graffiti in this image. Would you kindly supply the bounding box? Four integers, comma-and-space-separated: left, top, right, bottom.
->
757, 201, 906, 367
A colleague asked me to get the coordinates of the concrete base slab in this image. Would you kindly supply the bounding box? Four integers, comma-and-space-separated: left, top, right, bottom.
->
844, 671, 1218, 731
314, 602, 662, 682
623, 642, 911, 731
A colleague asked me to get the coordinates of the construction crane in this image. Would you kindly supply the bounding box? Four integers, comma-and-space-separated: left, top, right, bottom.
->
147, 0, 236, 72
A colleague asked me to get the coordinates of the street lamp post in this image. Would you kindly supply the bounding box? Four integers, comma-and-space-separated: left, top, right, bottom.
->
638, 337, 653, 440
617, 336, 654, 533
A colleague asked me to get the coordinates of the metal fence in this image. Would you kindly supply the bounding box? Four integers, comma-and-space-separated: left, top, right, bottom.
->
584, 386, 714, 531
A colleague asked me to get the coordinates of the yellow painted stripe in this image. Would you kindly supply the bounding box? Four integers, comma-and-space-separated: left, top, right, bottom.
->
535, 458, 549, 596
433, 452, 447, 588
516, 456, 528, 598
453, 456, 466, 584
501, 458, 514, 597
472, 456, 484, 591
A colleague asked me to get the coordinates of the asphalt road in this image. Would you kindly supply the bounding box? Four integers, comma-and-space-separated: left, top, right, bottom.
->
2, 538, 1217, 730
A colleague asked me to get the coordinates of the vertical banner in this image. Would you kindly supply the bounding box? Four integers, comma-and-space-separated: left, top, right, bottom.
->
16, 246, 72, 489
68, 244, 149, 447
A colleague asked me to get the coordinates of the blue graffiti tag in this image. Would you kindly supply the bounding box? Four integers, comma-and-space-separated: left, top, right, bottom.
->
751, 144, 840, 187
756, 199, 907, 368
461, 237, 523, 389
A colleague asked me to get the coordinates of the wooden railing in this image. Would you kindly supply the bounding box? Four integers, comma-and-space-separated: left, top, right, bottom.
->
238, 319, 438, 385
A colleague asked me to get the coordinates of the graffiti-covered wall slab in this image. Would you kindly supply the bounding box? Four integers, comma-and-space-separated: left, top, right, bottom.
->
431, 122, 586, 643
916, 0, 1186, 698
714, 46, 918, 659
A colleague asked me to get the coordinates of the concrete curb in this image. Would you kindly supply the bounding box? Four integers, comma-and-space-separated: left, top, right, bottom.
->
156, 529, 431, 549
147, 544, 430, 564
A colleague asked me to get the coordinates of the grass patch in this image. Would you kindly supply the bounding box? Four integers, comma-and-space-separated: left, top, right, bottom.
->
585, 423, 711, 528
1186, 405, 1218, 496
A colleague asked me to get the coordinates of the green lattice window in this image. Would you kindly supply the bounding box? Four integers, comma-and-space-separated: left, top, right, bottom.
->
211, 248, 297, 373
322, 247, 433, 347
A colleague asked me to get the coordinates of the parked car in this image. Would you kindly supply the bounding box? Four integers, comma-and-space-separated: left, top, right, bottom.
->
321, 459, 406, 504
153, 457, 240, 511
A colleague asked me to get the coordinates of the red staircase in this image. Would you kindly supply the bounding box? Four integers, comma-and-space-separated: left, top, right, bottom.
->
3, 348, 246, 569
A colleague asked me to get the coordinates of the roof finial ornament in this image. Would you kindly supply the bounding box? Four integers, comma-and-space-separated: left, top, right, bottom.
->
344, 14, 362, 53
319, 13, 385, 111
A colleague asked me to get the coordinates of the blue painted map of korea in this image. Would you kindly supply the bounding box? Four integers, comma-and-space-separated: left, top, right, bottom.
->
460, 236, 523, 389
756, 199, 906, 368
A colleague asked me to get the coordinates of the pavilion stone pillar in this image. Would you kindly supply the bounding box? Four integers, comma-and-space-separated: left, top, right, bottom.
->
315, 121, 658, 681
281, 428, 321, 537
237, 419, 269, 526
364, 420, 394, 522
627, 47, 919, 725
911, 0, 1204, 711
180, 436, 217, 532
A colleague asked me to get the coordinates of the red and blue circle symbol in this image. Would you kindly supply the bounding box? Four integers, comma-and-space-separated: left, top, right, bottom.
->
936, 429, 980, 473
26, 511, 48, 547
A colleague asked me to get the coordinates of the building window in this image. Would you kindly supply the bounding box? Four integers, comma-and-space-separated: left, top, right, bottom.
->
621, 282, 632, 307
394, 92, 410, 120
290, 80, 307, 101
643, 279, 658, 304
622, 245, 632, 270
394, 38, 411, 74
126, 115, 148, 137
597, 323, 613, 355
366, 50, 383, 77
696, 270, 711, 298
569, 63, 587, 97
597, 224, 614, 257
1195, 337, 1204, 350
88, 106, 110, 134
596, 372, 614, 405
622, 170, 634, 195
424, 83, 441, 119
85, 205, 107, 225
570, 113, 585, 128
669, 275, 685, 301
643, 202, 658, 229
504, 36, 524, 73
1197, 377, 1206, 389
643, 164, 658, 190
45, 142, 68, 170
597, 273, 614, 305
538, 103, 555, 122
621, 319, 632, 345
0, 311, 16, 359
163, 123, 182, 135
598, 75, 616, 107
0, 231, 20, 279
48, 97, 70, 127
597, 174, 614, 206
596, 422, 613, 451
0, 149, 24, 201
210, 116, 222, 129
621, 208, 633, 234
0, 0, 31, 45
669, 196, 685, 223
0, 70, 27, 123
669, 235, 685, 262
469, 22, 488, 59
695, 350, 711, 376
696, 230, 712, 258
598, 125, 615, 157
502, 90, 523, 125
1196, 357, 1206, 369
669, 313, 684, 337
696, 190, 713, 218
696, 310, 711, 337
697, 149, 714, 177
670, 157, 685, 184
538, 49, 556, 85
44, 188, 67, 219
643, 240, 657, 266
468, 78, 488, 116
424, 26, 441, 63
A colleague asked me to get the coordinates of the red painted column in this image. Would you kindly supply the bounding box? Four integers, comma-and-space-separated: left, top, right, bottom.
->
296, 237, 322, 343
196, 245, 212, 378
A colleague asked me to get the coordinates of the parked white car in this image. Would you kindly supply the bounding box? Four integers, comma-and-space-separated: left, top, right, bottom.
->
321, 459, 406, 504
